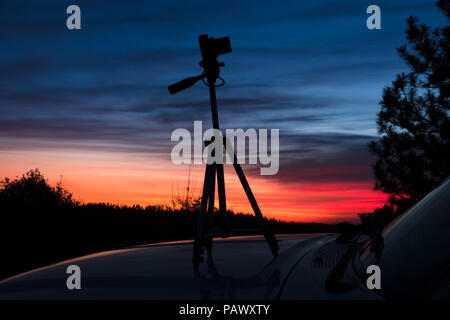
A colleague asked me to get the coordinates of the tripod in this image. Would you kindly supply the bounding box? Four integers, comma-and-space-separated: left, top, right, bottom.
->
168, 35, 279, 271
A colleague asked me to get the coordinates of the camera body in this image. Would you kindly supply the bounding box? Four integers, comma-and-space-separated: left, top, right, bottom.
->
199, 34, 232, 62
168, 34, 231, 94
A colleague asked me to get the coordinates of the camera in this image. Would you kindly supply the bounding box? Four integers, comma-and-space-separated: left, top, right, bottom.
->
168, 34, 232, 94
199, 34, 232, 61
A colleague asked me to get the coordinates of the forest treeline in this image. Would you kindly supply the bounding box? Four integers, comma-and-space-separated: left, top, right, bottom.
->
0, 169, 341, 280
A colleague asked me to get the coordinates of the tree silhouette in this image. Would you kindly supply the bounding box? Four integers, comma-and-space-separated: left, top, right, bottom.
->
0, 168, 74, 209
369, 0, 450, 213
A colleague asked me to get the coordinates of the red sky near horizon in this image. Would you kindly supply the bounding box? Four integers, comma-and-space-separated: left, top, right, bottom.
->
0, 148, 388, 223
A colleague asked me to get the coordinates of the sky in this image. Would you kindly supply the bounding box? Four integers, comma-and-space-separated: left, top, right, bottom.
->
0, 0, 446, 223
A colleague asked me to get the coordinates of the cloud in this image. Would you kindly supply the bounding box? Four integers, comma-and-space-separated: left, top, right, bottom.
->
243, 132, 376, 184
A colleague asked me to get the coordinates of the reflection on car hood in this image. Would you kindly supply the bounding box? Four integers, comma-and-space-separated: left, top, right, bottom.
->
0, 234, 340, 300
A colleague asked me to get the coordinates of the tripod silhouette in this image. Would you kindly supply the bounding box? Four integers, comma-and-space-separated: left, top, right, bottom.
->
168, 34, 279, 271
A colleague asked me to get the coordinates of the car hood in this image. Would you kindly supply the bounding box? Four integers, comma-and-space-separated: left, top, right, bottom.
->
0, 234, 378, 300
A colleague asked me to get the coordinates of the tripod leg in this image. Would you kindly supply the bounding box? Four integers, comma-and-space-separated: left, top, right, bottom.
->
196, 164, 213, 238
193, 163, 214, 271
216, 163, 229, 234
205, 164, 216, 256
231, 156, 279, 257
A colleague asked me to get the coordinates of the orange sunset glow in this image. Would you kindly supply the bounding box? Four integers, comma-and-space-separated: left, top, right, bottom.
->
0, 148, 388, 223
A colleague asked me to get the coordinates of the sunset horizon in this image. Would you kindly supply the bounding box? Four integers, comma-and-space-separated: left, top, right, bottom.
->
1, 151, 388, 223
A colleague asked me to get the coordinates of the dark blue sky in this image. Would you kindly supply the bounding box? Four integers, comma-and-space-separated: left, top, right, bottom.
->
0, 0, 446, 220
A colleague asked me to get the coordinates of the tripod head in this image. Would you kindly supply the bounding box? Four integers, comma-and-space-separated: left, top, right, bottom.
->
168, 34, 232, 95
